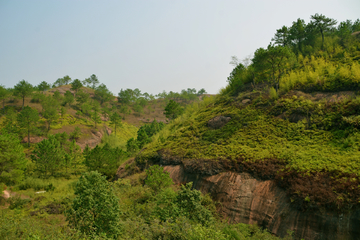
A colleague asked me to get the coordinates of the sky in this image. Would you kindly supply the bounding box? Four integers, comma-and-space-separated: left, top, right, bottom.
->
0, 0, 359, 95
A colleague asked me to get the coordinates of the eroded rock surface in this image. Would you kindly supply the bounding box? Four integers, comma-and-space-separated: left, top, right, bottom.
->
208, 116, 231, 129
164, 165, 360, 240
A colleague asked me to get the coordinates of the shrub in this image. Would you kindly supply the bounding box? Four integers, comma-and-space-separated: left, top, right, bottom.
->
145, 165, 173, 193
66, 171, 120, 238
269, 87, 278, 100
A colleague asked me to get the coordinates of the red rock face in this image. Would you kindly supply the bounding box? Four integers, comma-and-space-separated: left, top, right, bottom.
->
164, 165, 360, 240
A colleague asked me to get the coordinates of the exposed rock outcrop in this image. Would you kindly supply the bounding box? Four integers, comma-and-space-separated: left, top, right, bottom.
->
207, 116, 231, 129
77, 126, 112, 150
163, 164, 360, 240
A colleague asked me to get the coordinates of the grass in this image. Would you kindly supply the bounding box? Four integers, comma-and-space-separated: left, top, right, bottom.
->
100, 122, 138, 150
137, 92, 360, 210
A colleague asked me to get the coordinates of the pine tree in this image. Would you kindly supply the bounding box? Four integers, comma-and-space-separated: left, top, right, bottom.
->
17, 106, 39, 147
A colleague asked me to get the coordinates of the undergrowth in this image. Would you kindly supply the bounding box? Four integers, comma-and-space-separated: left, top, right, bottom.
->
137, 93, 360, 210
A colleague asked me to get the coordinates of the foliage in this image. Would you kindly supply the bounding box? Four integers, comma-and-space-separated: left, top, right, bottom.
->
175, 182, 214, 225
110, 112, 122, 136
164, 100, 184, 120
126, 137, 139, 153
145, 165, 173, 193
64, 90, 75, 106
91, 101, 101, 128
66, 171, 120, 238
71, 79, 83, 97
17, 106, 39, 146
42, 95, 60, 130
53, 75, 72, 88
0, 210, 84, 239
95, 83, 112, 104
76, 89, 90, 105
37, 81, 51, 93
0, 133, 26, 188
0, 85, 10, 114
84, 143, 127, 179
252, 44, 294, 92
70, 126, 82, 140
31, 135, 67, 177
82, 74, 99, 89
13, 80, 33, 108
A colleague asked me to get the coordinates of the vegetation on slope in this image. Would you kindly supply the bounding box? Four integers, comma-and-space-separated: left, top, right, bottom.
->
137, 14, 360, 211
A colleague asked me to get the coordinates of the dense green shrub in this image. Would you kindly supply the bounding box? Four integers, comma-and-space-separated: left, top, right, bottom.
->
145, 165, 173, 193
84, 143, 127, 179
66, 171, 120, 238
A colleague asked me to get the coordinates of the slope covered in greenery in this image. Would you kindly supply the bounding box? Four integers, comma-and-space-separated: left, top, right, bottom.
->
137, 14, 360, 211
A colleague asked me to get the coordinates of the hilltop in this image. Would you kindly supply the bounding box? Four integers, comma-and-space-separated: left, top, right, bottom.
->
127, 14, 360, 239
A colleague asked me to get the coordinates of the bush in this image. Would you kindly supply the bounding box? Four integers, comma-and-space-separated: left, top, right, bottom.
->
70, 127, 82, 140
269, 87, 278, 100
66, 171, 120, 238
8, 196, 31, 209
145, 165, 173, 193
84, 143, 127, 179
18, 177, 48, 191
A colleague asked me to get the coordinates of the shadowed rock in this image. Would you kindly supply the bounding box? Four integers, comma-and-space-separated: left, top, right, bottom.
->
208, 116, 231, 129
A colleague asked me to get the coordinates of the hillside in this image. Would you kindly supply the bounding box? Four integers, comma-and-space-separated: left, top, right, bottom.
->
1, 13, 360, 240
129, 15, 360, 239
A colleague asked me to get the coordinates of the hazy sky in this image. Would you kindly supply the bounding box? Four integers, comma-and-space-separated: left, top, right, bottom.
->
0, 0, 359, 95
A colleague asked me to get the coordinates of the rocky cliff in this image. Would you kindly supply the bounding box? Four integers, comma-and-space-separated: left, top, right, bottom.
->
163, 164, 360, 240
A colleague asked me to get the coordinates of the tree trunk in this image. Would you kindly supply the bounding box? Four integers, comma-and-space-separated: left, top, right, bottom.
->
22, 97, 25, 109
28, 129, 30, 148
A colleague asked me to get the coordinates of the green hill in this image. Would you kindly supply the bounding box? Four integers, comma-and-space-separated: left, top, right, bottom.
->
137, 14, 360, 211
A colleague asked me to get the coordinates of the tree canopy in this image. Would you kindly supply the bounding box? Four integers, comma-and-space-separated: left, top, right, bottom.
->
13, 80, 33, 109
66, 171, 120, 238
0, 133, 26, 190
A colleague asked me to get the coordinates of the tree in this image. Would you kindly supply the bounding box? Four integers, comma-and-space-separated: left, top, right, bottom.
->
197, 88, 207, 96
17, 106, 39, 147
13, 80, 33, 109
1, 108, 18, 134
176, 182, 213, 225
63, 75, 72, 85
289, 18, 307, 54
95, 84, 112, 104
164, 100, 184, 120
66, 171, 120, 237
60, 106, 66, 118
252, 44, 293, 92
110, 112, 122, 136
227, 63, 247, 94
89, 74, 99, 89
71, 79, 83, 97
133, 103, 143, 117
84, 144, 126, 179
31, 135, 65, 177
137, 127, 150, 148
118, 88, 133, 104
126, 137, 139, 154
91, 101, 101, 128
76, 89, 90, 106
0, 85, 10, 114
119, 104, 129, 119
37, 81, 51, 94
69, 140, 83, 174
53, 90, 63, 102
145, 165, 173, 193
272, 26, 290, 47
42, 95, 60, 130
64, 90, 75, 106
311, 13, 337, 50
0, 134, 26, 190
